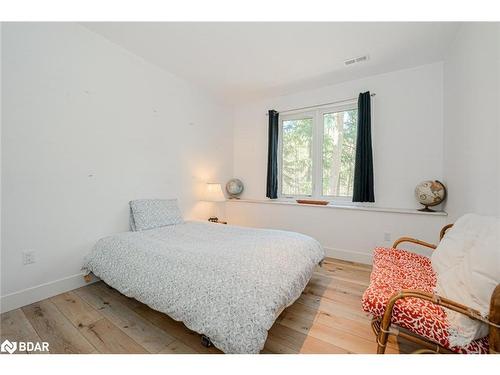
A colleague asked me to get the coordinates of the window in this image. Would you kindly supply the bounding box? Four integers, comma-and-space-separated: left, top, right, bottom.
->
281, 116, 313, 196
279, 104, 358, 201
322, 109, 358, 197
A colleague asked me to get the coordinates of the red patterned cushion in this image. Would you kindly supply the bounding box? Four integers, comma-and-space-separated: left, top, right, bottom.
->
362, 247, 489, 354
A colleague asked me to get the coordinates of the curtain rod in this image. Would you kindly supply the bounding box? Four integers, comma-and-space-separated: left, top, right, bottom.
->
266, 93, 376, 116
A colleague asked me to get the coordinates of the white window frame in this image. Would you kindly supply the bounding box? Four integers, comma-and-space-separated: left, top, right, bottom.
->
278, 101, 358, 203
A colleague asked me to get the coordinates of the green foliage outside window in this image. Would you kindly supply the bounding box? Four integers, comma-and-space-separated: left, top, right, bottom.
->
322, 110, 357, 197
281, 118, 313, 196
280, 109, 357, 198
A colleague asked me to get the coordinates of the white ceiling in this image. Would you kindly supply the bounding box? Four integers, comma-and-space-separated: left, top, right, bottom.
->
82, 22, 460, 103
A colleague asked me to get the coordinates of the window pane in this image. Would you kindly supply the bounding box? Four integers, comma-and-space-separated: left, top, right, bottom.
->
322, 109, 357, 197
281, 118, 313, 196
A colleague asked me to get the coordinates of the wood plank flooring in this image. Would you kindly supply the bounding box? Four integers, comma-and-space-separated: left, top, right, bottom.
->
0, 258, 418, 354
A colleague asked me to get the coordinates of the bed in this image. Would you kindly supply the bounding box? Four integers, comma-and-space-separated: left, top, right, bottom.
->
82, 203, 324, 354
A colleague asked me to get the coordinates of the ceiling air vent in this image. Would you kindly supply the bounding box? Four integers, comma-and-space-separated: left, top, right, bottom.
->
344, 55, 369, 66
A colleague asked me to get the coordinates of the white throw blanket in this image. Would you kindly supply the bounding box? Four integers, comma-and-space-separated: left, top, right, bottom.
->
431, 214, 500, 347
83, 221, 324, 353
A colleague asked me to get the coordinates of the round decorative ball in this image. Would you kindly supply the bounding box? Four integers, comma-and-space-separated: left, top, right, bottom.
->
226, 178, 244, 198
415, 180, 446, 212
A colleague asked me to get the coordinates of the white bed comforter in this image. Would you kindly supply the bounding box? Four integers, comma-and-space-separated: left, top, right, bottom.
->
82, 221, 324, 353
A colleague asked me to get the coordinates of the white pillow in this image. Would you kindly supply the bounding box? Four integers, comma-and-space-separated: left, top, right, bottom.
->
432, 214, 500, 347
129, 199, 184, 231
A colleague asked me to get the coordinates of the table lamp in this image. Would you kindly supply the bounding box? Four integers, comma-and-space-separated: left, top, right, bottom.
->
204, 182, 225, 222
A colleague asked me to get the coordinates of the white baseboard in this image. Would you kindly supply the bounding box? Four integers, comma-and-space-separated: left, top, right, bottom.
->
323, 246, 373, 265
0, 273, 99, 313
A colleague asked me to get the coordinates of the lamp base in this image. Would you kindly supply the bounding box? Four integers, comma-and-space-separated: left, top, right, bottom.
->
208, 217, 219, 223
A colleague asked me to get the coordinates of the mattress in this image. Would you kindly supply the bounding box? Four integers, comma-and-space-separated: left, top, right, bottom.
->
82, 221, 324, 353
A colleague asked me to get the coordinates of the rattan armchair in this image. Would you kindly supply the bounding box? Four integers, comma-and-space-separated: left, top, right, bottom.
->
372, 224, 500, 354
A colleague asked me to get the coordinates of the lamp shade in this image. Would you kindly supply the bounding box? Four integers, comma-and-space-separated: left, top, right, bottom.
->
204, 183, 226, 202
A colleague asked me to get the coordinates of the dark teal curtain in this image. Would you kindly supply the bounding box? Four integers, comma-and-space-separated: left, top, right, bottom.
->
266, 110, 279, 199
353, 92, 375, 202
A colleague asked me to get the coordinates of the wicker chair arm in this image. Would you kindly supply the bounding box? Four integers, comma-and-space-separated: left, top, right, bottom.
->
381, 289, 495, 330
392, 237, 437, 250
439, 224, 454, 240
392, 224, 454, 251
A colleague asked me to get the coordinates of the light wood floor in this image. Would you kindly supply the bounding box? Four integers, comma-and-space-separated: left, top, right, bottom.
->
0, 258, 418, 354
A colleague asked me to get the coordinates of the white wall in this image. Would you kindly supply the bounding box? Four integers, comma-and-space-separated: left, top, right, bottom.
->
1, 23, 233, 310
226, 201, 446, 264
227, 63, 447, 262
443, 23, 500, 221
232, 63, 444, 209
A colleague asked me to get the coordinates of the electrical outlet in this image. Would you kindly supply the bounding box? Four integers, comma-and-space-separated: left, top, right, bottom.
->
22, 251, 36, 265
383, 232, 392, 242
